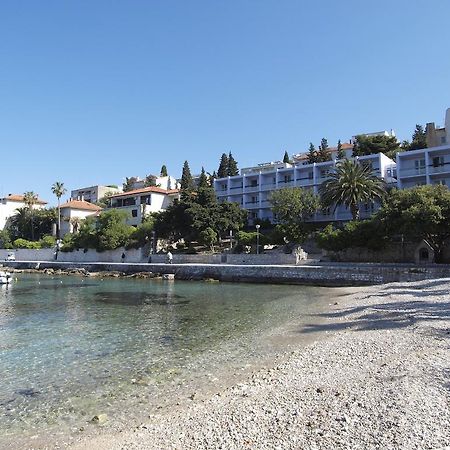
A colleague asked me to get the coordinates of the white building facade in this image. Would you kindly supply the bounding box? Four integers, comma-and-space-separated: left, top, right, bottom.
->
214, 153, 396, 224
109, 187, 180, 226
396, 144, 450, 189
70, 185, 121, 204
59, 200, 102, 237
0, 194, 47, 230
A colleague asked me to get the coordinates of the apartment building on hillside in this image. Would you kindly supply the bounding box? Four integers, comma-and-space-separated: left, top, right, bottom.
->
425, 108, 450, 148
71, 185, 121, 204
214, 153, 396, 224
397, 144, 450, 189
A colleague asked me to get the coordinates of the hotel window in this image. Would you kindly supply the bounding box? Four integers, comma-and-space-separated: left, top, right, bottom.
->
308, 172, 313, 179
131, 209, 138, 218
221, 184, 227, 191
284, 175, 292, 183
432, 156, 444, 167
141, 195, 151, 205
414, 159, 425, 174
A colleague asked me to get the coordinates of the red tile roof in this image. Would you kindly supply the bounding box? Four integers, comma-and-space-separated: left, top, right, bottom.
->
3, 194, 47, 204
110, 186, 179, 198
60, 200, 102, 211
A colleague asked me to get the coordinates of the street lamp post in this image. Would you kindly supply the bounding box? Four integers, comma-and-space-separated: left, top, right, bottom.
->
151, 230, 156, 254
255, 224, 261, 255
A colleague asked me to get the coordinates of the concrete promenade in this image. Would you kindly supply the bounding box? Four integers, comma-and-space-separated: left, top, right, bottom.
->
3, 260, 450, 286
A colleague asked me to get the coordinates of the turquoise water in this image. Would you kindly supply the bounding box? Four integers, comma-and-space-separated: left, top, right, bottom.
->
0, 274, 335, 447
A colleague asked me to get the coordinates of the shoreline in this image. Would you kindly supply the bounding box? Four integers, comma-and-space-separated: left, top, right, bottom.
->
66, 277, 450, 450
4, 260, 450, 286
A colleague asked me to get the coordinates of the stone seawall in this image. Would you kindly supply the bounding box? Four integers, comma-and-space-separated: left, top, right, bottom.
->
3, 261, 450, 286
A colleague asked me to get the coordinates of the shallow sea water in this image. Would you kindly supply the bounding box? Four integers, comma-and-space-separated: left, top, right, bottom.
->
0, 274, 337, 447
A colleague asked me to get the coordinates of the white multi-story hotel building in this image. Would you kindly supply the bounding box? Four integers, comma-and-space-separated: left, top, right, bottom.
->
214, 153, 396, 224
396, 144, 450, 189
397, 108, 450, 189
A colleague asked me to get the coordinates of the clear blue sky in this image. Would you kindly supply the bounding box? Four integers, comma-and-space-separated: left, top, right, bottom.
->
1, 0, 449, 205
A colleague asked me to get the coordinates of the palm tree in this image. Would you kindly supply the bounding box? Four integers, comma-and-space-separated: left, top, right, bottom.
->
51, 182, 67, 239
8, 207, 31, 240
23, 191, 39, 240
319, 159, 386, 221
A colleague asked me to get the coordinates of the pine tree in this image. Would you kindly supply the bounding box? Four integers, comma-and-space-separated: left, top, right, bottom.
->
143, 174, 157, 187
198, 167, 209, 189
283, 151, 291, 163
306, 143, 318, 164
318, 138, 331, 162
160, 165, 168, 177
217, 153, 229, 178
336, 140, 345, 159
227, 151, 239, 176
123, 177, 138, 192
180, 161, 194, 191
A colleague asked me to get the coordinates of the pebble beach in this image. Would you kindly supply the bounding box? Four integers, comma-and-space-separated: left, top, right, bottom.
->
67, 278, 450, 450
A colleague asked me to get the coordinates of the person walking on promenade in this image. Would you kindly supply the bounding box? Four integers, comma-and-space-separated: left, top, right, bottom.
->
166, 250, 173, 264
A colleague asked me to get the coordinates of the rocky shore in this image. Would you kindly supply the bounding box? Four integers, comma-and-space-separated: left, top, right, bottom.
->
66, 278, 450, 450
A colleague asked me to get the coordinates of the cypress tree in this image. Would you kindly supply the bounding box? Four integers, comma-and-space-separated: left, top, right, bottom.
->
160, 165, 168, 177
283, 150, 291, 163
180, 161, 194, 191
409, 124, 427, 150
336, 140, 345, 159
227, 151, 239, 176
318, 138, 331, 162
306, 143, 318, 164
198, 166, 209, 189
217, 153, 229, 178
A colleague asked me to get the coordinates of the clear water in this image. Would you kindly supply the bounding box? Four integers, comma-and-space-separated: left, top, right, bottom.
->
0, 274, 336, 447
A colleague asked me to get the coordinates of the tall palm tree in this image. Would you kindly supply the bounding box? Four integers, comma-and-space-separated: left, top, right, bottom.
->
319, 159, 386, 221
51, 181, 67, 239
23, 191, 39, 240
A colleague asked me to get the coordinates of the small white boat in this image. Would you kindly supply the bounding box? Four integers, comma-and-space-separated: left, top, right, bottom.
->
0, 271, 12, 284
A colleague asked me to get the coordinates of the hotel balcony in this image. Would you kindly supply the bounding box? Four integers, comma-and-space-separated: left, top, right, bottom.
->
260, 182, 276, 191
397, 167, 427, 178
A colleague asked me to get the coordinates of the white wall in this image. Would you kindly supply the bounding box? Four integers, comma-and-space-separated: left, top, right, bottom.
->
0, 247, 144, 263
0, 202, 45, 230
60, 208, 98, 237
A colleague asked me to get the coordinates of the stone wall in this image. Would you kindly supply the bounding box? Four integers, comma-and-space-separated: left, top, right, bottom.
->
325, 243, 416, 263
325, 242, 450, 264
0, 248, 297, 265
0, 248, 144, 263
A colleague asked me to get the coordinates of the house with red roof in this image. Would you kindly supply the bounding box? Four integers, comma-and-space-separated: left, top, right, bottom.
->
0, 194, 47, 230
59, 200, 102, 237
109, 186, 180, 226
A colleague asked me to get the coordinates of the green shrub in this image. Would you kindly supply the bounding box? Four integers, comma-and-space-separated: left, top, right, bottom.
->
13, 238, 41, 249
0, 229, 13, 249
39, 235, 56, 248
316, 220, 387, 252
